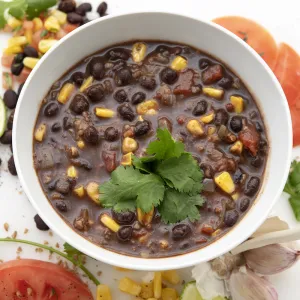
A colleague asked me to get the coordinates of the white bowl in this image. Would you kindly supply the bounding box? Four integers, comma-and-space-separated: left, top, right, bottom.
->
14, 12, 292, 270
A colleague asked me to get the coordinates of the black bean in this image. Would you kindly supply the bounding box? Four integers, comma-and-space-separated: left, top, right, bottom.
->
115, 68, 132, 86
140, 75, 156, 90
239, 198, 250, 212
63, 116, 73, 130
107, 48, 130, 61
86, 84, 105, 102
75, 3, 92, 16
67, 12, 83, 24
58, 0, 76, 13
33, 214, 49, 231
8, 155, 17, 176
230, 116, 243, 132
192, 100, 207, 116
55, 178, 70, 194
70, 94, 89, 114
199, 58, 211, 69
11, 62, 24, 76
215, 109, 229, 126
200, 163, 214, 178
112, 211, 135, 225
135, 120, 151, 137
70, 158, 92, 170
172, 224, 191, 240
51, 122, 62, 132
71, 71, 85, 86
7, 110, 14, 130
104, 127, 119, 142
218, 77, 233, 89
87, 57, 105, 80
224, 210, 239, 227
131, 92, 146, 105
14, 53, 25, 64
83, 126, 99, 144
117, 103, 135, 121
44, 102, 59, 117
23, 46, 39, 58
251, 156, 263, 168
117, 226, 133, 242
114, 89, 128, 103
56, 201, 68, 212
249, 111, 258, 119
0, 130, 12, 144
244, 177, 260, 196
97, 1, 107, 16
233, 169, 244, 184
18, 82, 25, 95
158, 117, 172, 133
259, 139, 268, 155
160, 67, 178, 84
255, 121, 263, 132
3, 89, 18, 109
179, 241, 191, 249
48, 180, 56, 191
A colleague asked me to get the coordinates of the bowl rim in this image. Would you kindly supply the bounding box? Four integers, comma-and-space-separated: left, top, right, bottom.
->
13, 11, 292, 270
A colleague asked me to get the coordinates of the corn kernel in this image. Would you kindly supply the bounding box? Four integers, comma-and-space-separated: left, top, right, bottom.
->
207, 126, 216, 136
86, 182, 100, 203
101, 214, 120, 232
230, 140, 243, 155
203, 87, 224, 99
77, 140, 85, 149
8, 36, 27, 47
67, 166, 77, 178
73, 185, 85, 197
118, 277, 142, 296
122, 137, 138, 153
136, 100, 159, 115
230, 95, 244, 113
4, 46, 23, 54
145, 108, 158, 115
50, 10, 67, 25
159, 240, 169, 249
114, 267, 132, 272
214, 172, 235, 194
212, 229, 222, 237
137, 207, 154, 226
162, 288, 178, 300
132, 42, 147, 63
25, 29, 33, 44
171, 56, 187, 71
57, 82, 75, 104
23, 57, 40, 69
70, 146, 79, 157
34, 123, 46, 142
95, 108, 115, 118
121, 152, 132, 166
137, 115, 144, 121
44, 16, 60, 32
153, 272, 162, 299
162, 270, 180, 285
33, 18, 43, 32
38, 39, 58, 54
97, 284, 112, 300
200, 112, 215, 124
187, 120, 204, 137
140, 282, 154, 298
232, 192, 240, 201
79, 76, 93, 92
7, 17, 22, 29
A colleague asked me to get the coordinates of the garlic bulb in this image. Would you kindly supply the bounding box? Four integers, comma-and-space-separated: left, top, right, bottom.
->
244, 244, 300, 275
229, 267, 278, 300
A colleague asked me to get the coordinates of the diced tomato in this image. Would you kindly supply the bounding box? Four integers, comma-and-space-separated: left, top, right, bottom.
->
0, 259, 93, 300
56, 29, 67, 40
2, 72, 14, 89
173, 69, 195, 96
239, 124, 260, 156
63, 23, 79, 33
32, 29, 43, 49
1, 54, 14, 68
16, 67, 31, 83
213, 16, 278, 70
23, 20, 34, 30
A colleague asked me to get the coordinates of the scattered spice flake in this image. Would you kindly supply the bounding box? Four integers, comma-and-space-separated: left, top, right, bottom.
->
44, 241, 49, 245
16, 246, 22, 254
48, 253, 53, 260
16, 256, 21, 260
97, 271, 102, 277
258, 52, 265, 57
3, 223, 9, 232
49, 231, 53, 237
24, 228, 29, 234
55, 242, 60, 248
11, 231, 17, 239
35, 248, 43, 253
238, 30, 248, 42
0, 259, 3, 263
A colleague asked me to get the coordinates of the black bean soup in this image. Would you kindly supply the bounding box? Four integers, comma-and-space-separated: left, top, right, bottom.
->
33, 41, 268, 258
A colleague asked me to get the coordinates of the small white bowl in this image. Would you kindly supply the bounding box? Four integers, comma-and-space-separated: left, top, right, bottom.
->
14, 12, 292, 270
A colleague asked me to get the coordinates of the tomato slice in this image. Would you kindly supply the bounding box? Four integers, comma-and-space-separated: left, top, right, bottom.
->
213, 16, 278, 70
0, 259, 93, 300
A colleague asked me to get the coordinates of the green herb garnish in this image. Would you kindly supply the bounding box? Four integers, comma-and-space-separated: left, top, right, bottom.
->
284, 160, 300, 221
100, 129, 205, 224
0, 238, 100, 285
40, 29, 48, 38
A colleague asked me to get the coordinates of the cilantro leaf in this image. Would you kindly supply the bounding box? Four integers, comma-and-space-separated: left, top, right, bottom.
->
289, 196, 300, 221
146, 128, 185, 160
132, 155, 152, 173
63, 242, 83, 257
100, 166, 165, 213
156, 153, 203, 195
159, 189, 205, 223
26, 0, 57, 19
0, 0, 27, 29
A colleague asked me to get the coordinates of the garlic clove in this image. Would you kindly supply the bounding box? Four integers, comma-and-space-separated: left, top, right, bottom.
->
229, 266, 278, 300
244, 244, 300, 275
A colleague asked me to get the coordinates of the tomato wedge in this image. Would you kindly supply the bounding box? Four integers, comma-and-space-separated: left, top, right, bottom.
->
213, 16, 278, 70
0, 259, 93, 300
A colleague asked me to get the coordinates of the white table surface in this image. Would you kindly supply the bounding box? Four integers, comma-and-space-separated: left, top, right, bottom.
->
1, 0, 300, 299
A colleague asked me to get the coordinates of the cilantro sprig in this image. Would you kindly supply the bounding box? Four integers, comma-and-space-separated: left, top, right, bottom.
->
284, 160, 300, 221
100, 129, 205, 224
0, 0, 57, 29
